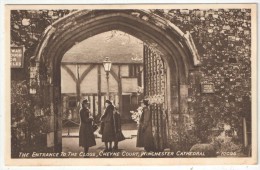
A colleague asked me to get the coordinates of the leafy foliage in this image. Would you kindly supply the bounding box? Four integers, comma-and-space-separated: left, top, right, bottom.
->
130, 106, 143, 126
11, 10, 73, 48
170, 115, 201, 151
11, 10, 74, 157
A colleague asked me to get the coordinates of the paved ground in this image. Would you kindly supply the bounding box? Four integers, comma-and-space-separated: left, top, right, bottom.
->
62, 123, 144, 158
62, 122, 138, 138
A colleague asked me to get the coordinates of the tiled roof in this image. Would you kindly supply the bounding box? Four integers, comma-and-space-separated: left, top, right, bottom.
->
62, 31, 143, 64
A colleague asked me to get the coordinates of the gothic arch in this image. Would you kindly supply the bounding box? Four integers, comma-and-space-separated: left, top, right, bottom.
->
32, 9, 201, 152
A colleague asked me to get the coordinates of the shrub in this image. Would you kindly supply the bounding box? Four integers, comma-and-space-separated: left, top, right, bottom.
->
170, 115, 201, 151
219, 141, 245, 157
190, 143, 217, 157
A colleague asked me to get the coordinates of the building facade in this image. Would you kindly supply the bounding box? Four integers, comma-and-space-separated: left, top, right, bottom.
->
60, 31, 144, 122
61, 63, 143, 122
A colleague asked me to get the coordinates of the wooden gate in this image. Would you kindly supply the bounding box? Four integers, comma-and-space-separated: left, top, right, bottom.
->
143, 45, 168, 151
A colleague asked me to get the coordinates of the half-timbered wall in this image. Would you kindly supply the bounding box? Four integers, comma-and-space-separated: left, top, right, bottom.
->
61, 63, 143, 122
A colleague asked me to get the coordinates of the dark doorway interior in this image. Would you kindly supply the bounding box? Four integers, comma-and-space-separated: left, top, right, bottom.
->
121, 94, 131, 122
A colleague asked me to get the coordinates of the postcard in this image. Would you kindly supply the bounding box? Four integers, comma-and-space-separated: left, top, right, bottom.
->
5, 4, 257, 165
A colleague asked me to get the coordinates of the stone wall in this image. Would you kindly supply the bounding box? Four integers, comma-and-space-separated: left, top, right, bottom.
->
164, 9, 251, 144
10, 9, 252, 154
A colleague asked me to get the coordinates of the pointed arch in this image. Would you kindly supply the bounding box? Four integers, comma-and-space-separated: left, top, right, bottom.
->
32, 9, 201, 152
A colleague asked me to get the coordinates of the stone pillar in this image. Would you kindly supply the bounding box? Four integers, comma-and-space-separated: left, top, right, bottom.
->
180, 85, 189, 115
118, 66, 123, 117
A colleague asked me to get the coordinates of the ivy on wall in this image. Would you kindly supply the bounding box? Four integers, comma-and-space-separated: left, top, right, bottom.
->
10, 9, 252, 153
11, 10, 74, 157
151, 9, 251, 148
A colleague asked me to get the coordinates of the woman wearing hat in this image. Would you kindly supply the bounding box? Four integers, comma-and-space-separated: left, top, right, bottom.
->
100, 100, 116, 151
136, 99, 154, 151
79, 99, 96, 157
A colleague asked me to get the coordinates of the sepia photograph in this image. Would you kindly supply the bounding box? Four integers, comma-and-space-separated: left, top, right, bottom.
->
5, 3, 257, 166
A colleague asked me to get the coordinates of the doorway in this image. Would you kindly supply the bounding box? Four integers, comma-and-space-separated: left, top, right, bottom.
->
32, 9, 200, 153
121, 94, 131, 121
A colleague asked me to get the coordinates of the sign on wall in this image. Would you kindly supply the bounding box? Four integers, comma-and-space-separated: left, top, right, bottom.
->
11, 46, 24, 68
201, 83, 215, 93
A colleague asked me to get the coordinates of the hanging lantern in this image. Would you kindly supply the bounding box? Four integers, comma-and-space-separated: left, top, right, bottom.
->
102, 57, 112, 72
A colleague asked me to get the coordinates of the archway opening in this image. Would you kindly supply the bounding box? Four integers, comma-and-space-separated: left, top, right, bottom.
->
33, 9, 199, 155
61, 30, 148, 156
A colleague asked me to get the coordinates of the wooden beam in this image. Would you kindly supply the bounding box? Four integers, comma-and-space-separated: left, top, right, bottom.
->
76, 80, 80, 102
61, 64, 80, 101
118, 66, 123, 116
93, 95, 96, 119
97, 65, 102, 116
61, 65, 77, 83
79, 64, 96, 83
110, 67, 119, 82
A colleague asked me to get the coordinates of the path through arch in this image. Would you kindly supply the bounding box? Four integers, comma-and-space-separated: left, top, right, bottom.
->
31, 9, 200, 153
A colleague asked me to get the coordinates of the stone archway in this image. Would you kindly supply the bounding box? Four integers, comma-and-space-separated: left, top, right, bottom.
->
31, 9, 201, 152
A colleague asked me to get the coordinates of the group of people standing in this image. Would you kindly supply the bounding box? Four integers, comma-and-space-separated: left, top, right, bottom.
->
78, 98, 154, 158
78, 99, 124, 157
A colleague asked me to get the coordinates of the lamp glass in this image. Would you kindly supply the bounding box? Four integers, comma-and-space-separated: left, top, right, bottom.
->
103, 58, 112, 72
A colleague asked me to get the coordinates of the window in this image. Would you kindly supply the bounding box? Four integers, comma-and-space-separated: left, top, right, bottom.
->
129, 64, 140, 77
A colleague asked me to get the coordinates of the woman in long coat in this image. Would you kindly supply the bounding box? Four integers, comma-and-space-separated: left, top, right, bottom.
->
113, 106, 125, 150
100, 100, 116, 151
79, 99, 96, 157
136, 99, 154, 151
